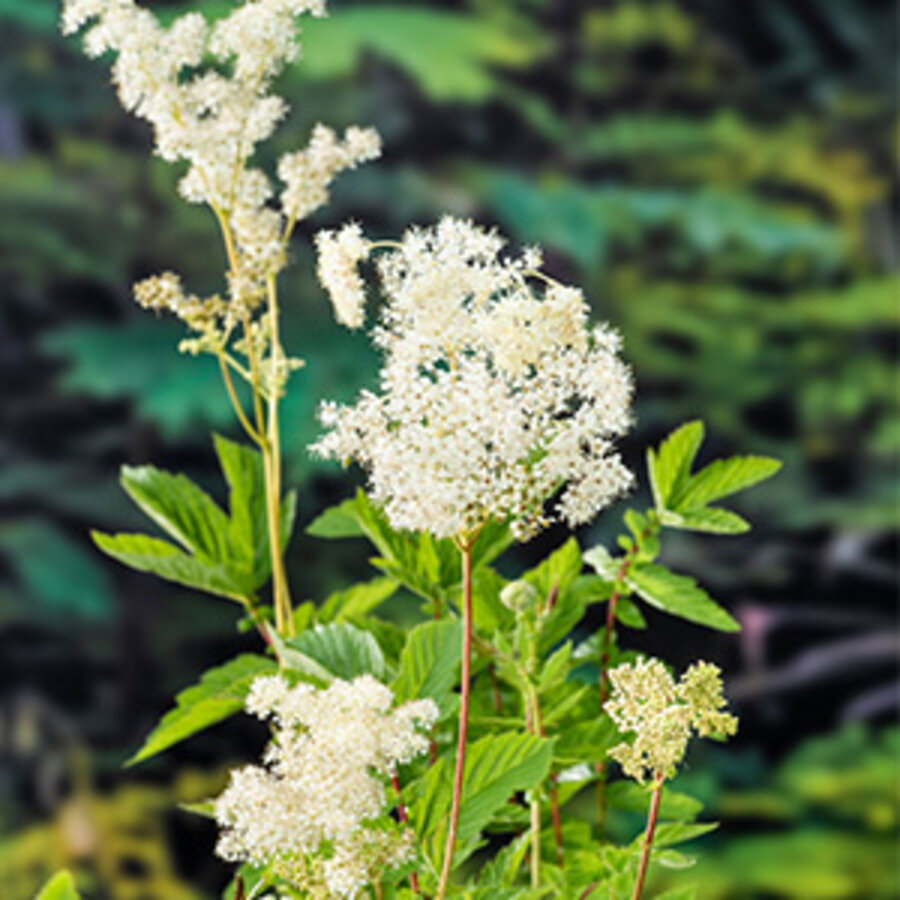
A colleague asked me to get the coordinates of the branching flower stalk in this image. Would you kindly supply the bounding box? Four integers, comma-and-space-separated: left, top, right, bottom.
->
62, 0, 382, 639
605, 658, 738, 899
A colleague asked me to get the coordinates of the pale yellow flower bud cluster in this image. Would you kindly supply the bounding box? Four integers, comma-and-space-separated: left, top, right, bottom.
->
61, 0, 380, 379
312, 217, 634, 540
215, 674, 438, 899
605, 658, 738, 784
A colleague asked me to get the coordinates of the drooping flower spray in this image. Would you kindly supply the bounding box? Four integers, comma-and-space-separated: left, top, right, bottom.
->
314, 217, 634, 897
61, 0, 381, 636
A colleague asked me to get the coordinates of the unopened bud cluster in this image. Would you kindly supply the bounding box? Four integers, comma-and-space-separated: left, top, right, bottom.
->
215, 674, 438, 899
605, 658, 737, 783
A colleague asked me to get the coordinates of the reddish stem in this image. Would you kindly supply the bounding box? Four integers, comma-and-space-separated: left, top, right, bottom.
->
632, 773, 665, 900
435, 543, 473, 900
549, 777, 564, 866
391, 771, 420, 895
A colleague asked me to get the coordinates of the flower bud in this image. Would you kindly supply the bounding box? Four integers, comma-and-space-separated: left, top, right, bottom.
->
500, 580, 538, 614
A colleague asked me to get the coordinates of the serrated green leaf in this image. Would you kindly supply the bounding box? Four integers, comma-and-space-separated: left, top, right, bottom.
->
626, 563, 740, 632
213, 433, 267, 571
606, 781, 703, 821
660, 507, 750, 534
647, 421, 705, 510
673, 455, 783, 510
651, 821, 718, 849
283, 623, 386, 681
36, 871, 82, 900
92, 531, 250, 601
616, 597, 647, 629
127, 653, 276, 765
120, 464, 230, 561
409, 733, 553, 866
392, 619, 462, 713
305, 497, 366, 539
318, 577, 399, 624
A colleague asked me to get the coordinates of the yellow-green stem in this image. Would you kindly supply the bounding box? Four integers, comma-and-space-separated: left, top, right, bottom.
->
264, 275, 293, 636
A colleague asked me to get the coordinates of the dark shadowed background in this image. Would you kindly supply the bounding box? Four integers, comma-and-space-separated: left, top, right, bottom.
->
0, 0, 897, 897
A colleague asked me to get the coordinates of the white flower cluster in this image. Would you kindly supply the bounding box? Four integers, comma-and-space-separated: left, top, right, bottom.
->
312, 217, 634, 540
61, 0, 380, 356
605, 658, 738, 784
215, 674, 438, 899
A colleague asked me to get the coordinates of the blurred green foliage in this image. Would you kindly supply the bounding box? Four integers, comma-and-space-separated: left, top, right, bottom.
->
0, 0, 895, 897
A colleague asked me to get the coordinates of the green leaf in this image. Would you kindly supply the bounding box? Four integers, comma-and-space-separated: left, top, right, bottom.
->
92, 531, 249, 601
626, 563, 740, 632
120, 464, 230, 561
392, 619, 462, 713
616, 597, 647, 629
127, 653, 276, 765
478, 831, 532, 887
318, 577, 399, 624
306, 497, 366, 539
660, 507, 751, 534
673, 455, 783, 510
214, 433, 268, 572
606, 781, 703, 821
36, 871, 82, 900
283, 623, 387, 681
651, 821, 719, 849
647, 421, 705, 510
409, 733, 553, 864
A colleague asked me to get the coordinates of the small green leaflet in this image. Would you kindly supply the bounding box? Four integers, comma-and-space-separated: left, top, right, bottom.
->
281, 623, 387, 681
646, 421, 781, 531
647, 421, 705, 510
672, 454, 783, 510
626, 563, 740, 632
317, 577, 399, 623
127, 653, 276, 766
392, 619, 462, 714
36, 871, 82, 900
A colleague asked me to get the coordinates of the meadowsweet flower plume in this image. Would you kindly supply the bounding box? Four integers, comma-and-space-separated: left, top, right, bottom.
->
312, 217, 634, 540
61, 0, 381, 378
605, 658, 738, 784
215, 674, 438, 899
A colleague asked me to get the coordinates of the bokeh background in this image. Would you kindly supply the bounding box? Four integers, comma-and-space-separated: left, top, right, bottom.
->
0, 0, 897, 897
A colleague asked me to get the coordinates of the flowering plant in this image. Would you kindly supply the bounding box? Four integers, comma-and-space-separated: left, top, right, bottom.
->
43, 2, 781, 899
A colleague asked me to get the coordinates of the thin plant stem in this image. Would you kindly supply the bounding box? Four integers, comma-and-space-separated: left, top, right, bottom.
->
211, 207, 293, 637
264, 275, 294, 636
217, 353, 263, 446
391, 771, 420, 895
526, 686, 544, 887
435, 540, 474, 900
595, 521, 658, 830
632, 773, 665, 900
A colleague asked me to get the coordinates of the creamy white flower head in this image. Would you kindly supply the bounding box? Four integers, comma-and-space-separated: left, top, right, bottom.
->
315, 223, 371, 328
215, 674, 437, 899
605, 658, 738, 783
61, 0, 380, 356
312, 217, 634, 540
